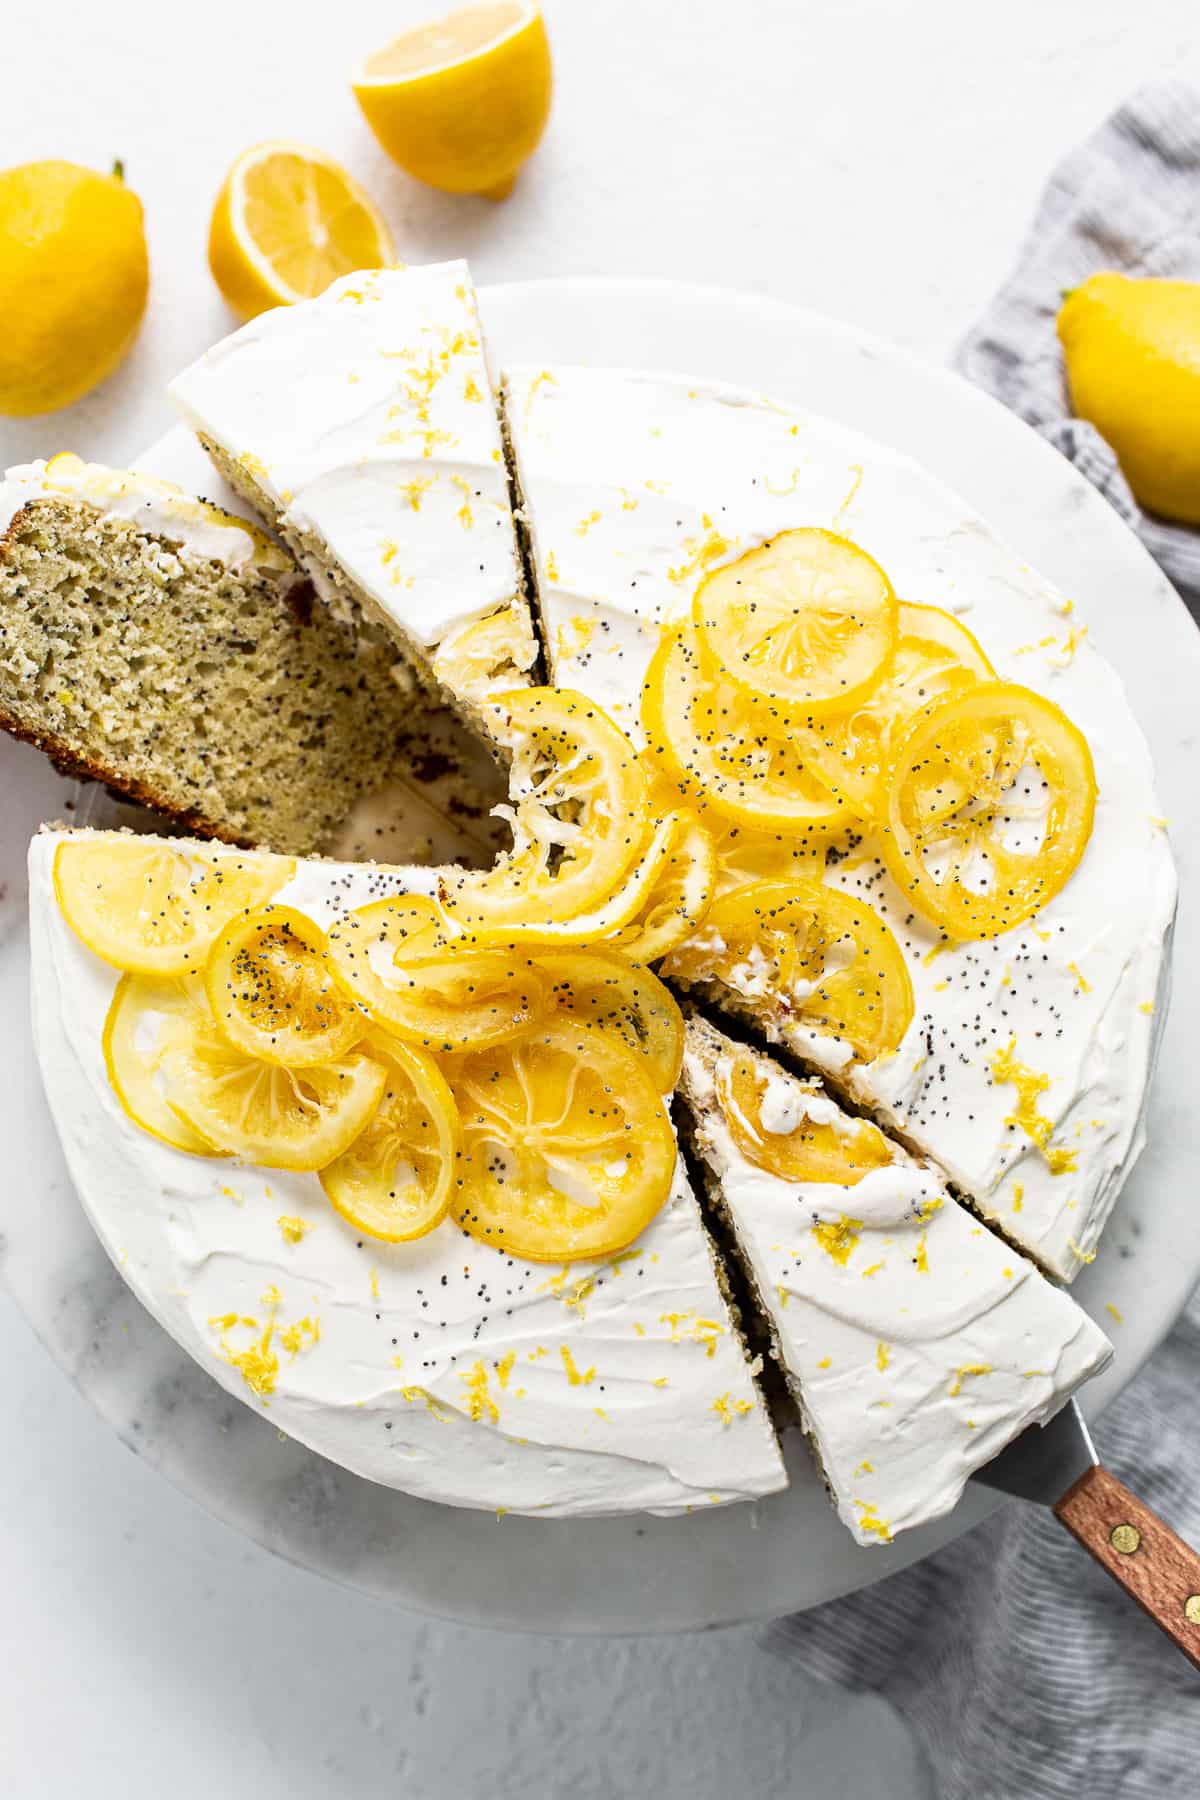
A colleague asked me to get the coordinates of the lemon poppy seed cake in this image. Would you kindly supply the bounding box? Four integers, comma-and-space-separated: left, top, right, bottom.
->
0, 455, 506, 862
168, 263, 538, 739
20, 276, 1177, 1539
29, 828, 787, 1515
503, 363, 1176, 1282
678, 1016, 1110, 1545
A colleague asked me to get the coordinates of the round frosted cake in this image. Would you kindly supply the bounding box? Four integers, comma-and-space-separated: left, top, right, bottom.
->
9, 262, 1174, 1545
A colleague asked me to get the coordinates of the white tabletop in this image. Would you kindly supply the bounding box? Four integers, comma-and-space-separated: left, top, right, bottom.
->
4, 2, 1199, 1793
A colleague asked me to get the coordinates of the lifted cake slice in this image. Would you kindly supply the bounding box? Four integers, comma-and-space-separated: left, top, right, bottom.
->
678, 1015, 1111, 1546
0, 455, 503, 861
169, 263, 537, 736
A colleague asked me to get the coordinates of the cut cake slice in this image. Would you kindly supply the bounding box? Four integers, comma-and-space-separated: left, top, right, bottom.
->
168, 262, 538, 740
678, 1014, 1112, 1546
0, 455, 504, 863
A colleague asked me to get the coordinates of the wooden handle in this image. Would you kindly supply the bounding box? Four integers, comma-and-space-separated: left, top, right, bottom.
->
1054, 1463, 1200, 1670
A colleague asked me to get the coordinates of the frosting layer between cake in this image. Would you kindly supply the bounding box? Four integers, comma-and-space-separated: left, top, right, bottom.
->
503, 363, 1177, 1281
679, 1018, 1112, 1545
29, 833, 786, 1518
0, 455, 289, 574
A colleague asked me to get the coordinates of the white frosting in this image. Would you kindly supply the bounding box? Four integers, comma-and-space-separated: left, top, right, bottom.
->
682, 1025, 1111, 1545
0, 454, 287, 573
168, 264, 532, 677
28, 831, 785, 1518
504, 364, 1177, 1281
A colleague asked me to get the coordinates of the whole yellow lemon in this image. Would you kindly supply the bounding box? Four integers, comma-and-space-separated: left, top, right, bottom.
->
0, 159, 149, 417
1058, 272, 1200, 525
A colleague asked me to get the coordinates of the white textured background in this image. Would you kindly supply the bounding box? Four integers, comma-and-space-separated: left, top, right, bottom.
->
4, 2, 1200, 1794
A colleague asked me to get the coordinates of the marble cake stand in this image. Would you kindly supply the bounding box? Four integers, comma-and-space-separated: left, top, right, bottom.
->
3, 278, 1198, 1634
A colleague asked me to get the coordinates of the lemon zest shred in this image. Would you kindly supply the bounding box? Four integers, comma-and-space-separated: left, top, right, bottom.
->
991, 1038, 1077, 1174
812, 1215, 863, 1265
949, 1362, 993, 1398
854, 1499, 892, 1543
460, 1359, 499, 1423
560, 1345, 595, 1387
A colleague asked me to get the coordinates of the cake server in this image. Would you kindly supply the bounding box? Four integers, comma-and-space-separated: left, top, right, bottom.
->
976, 1397, 1200, 1669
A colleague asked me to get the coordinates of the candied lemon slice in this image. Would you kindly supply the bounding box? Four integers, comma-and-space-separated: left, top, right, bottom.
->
55, 837, 293, 975
454, 807, 680, 948
205, 905, 365, 1066
326, 894, 546, 1050
785, 602, 996, 818
448, 1018, 677, 1263
693, 529, 897, 715
539, 948, 684, 1092
664, 878, 914, 1064
707, 814, 827, 899
880, 680, 1096, 939
893, 603, 995, 678
443, 689, 649, 931
717, 1052, 892, 1183
320, 1039, 460, 1242
642, 629, 851, 835
103, 973, 225, 1156
431, 601, 538, 706
163, 1023, 386, 1172
602, 810, 717, 964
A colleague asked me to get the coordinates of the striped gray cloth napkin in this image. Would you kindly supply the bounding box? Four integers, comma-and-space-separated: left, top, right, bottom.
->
765, 82, 1200, 1798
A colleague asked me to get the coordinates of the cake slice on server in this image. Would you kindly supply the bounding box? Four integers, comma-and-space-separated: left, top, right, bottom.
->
168, 263, 538, 738
28, 827, 786, 1516
502, 364, 1176, 1283
678, 1016, 1111, 1546
0, 455, 503, 862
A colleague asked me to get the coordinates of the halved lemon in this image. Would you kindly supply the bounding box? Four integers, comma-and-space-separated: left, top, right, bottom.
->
448, 1017, 677, 1263
103, 974, 224, 1156
205, 905, 365, 1066
163, 1022, 386, 1172
321, 1039, 460, 1242
326, 894, 546, 1050
716, 1052, 892, 1184
880, 681, 1096, 939
539, 948, 684, 1092
664, 877, 914, 1064
442, 689, 650, 933
208, 141, 396, 322
352, 4, 553, 200
642, 628, 851, 834
693, 529, 897, 715
54, 838, 292, 976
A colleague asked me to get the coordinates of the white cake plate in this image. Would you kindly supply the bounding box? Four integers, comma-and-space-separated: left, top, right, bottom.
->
3, 278, 1198, 1635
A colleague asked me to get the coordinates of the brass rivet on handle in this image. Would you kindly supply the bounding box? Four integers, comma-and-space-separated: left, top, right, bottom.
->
1185, 1596, 1200, 1626
1109, 1523, 1141, 1555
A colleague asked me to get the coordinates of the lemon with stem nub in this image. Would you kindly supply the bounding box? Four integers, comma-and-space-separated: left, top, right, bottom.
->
0, 158, 148, 416
352, 3, 552, 199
